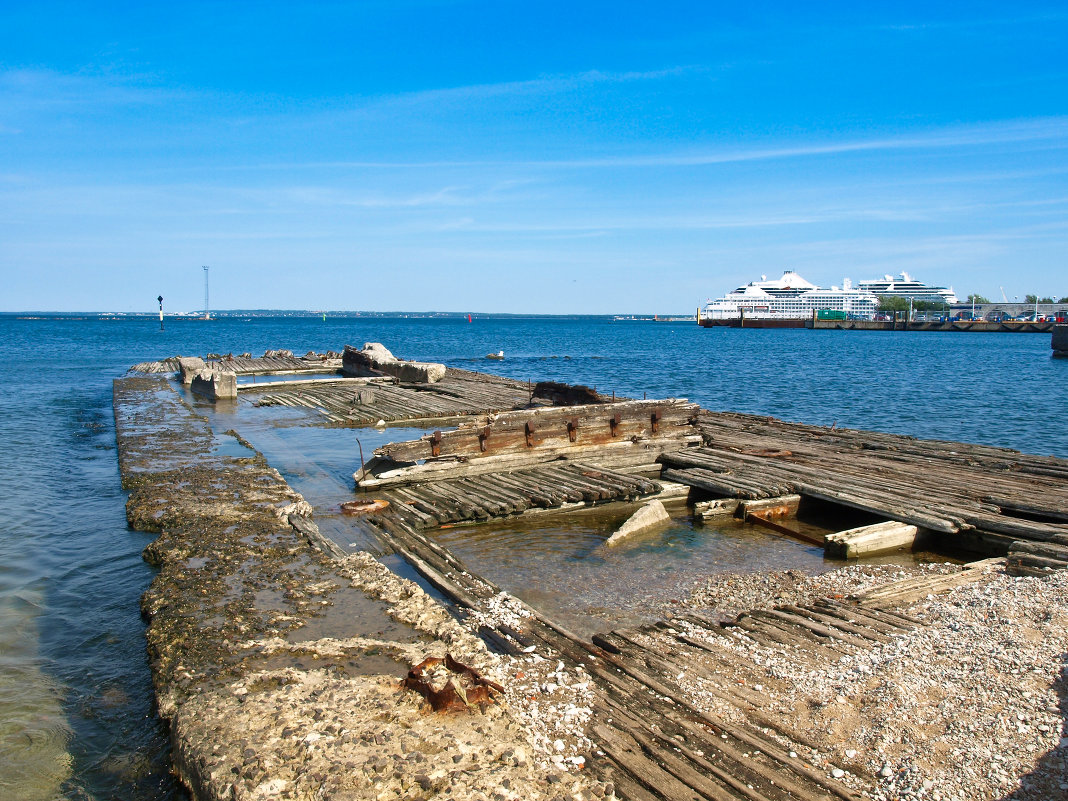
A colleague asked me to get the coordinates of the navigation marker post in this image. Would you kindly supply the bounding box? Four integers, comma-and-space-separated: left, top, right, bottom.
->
158, 295, 164, 331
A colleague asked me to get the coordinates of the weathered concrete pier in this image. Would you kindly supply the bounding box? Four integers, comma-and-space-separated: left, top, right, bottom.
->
1054, 324, 1068, 357
700, 315, 1061, 333
117, 343, 1068, 801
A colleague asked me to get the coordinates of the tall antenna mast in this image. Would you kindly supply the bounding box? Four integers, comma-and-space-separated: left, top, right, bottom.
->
203, 265, 210, 318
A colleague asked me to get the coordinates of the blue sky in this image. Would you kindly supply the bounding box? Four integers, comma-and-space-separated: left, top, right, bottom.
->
2, 2, 1066, 313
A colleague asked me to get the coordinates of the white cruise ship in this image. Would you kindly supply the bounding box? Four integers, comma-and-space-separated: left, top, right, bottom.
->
857, 272, 958, 304
703, 271, 879, 320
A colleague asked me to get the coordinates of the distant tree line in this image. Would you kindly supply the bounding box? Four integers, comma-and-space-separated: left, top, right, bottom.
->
881, 294, 1068, 311
961, 294, 1068, 305
877, 296, 948, 312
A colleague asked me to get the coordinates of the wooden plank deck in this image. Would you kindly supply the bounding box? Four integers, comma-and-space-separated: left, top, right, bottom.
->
249, 367, 543, 426
376, 462, 668, 528
654, 411, 1068, 562
131, 350, 341, 375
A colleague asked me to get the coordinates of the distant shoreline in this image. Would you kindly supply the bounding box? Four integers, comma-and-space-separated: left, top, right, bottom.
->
0, 310, 696, 321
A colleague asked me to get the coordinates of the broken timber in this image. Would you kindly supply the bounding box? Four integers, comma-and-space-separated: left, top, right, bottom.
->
352, 508, 866, 801
357, 398, 700, 488
657, 411, 1068, 561
345, 506, 1013, 801
374, 462, 678, 527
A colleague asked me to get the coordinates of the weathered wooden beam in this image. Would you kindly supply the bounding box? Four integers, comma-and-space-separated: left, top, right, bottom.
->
373, 399, 698, 462
357, 436, 700, 489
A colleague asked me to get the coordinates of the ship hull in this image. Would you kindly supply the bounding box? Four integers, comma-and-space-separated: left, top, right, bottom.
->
698, 317, 808, 329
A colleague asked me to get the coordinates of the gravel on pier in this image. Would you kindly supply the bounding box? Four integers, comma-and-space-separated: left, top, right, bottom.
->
668, 563, 1068, 801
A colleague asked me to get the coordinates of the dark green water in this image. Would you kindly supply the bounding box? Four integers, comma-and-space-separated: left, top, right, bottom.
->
0, 314, 1063, 799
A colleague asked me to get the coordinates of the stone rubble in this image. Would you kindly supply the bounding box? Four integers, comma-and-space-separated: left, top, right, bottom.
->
661, 563, 1068, 801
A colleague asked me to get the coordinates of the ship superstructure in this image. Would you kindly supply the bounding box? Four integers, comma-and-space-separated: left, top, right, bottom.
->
857, 272, 958, 304
703, 271, 879, 320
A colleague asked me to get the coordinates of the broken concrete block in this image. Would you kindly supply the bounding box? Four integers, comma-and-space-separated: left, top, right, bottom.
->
190, 368, 237, 400
178, 356, 206, 385
694, 498, 741, 519
606, 500, 671, 547
389, 361, 447, 383
342, 343, 446, 384
361, 342, 396, 362
824, 520, 918, 558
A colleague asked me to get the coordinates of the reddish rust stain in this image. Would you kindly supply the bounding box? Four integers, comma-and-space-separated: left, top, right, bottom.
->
340, 499, 390, 515
403, 653, 505, 714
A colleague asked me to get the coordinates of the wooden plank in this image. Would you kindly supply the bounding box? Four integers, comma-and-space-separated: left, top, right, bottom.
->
375, 399, 698, 462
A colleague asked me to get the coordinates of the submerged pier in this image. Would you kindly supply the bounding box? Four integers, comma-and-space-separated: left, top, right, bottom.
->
116, 343, 1068, 801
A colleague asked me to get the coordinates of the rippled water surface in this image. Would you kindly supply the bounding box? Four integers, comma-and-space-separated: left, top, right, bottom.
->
0, 314, 1063, 799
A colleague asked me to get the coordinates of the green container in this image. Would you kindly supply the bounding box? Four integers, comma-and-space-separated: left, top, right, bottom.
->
816, 309, 848, 321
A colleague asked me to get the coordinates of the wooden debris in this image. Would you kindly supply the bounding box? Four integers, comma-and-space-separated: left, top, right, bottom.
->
371, 399, 698, 463
849, 558, 1003, 608
693, 498, 741, 519
1005, 538, 1068, 576
656, 412, 1068, 557
374, 462, 667, 526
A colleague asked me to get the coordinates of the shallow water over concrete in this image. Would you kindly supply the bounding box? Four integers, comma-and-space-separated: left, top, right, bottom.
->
198, 384, 963, 641
435, 508, 809, 637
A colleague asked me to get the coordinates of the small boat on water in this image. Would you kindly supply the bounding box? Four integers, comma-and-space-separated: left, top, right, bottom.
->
486, 350, 504, 360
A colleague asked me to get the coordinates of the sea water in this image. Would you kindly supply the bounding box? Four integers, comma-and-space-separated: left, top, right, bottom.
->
0, 314, 1063, 799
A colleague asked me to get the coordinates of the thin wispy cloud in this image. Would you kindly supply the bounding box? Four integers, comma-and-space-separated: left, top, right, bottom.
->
0, 67, 187, 113
229, 116, 1068, 173
371, 64, 706, 108
880, 10, 1068, 32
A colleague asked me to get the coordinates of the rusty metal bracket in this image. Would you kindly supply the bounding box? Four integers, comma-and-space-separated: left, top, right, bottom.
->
430, 430, 442, 457
566, 417, 578, 442
650, 408, 662, 434
524, 420, 536, 447
609, 413, 621, 436
478, 426, 490, 453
